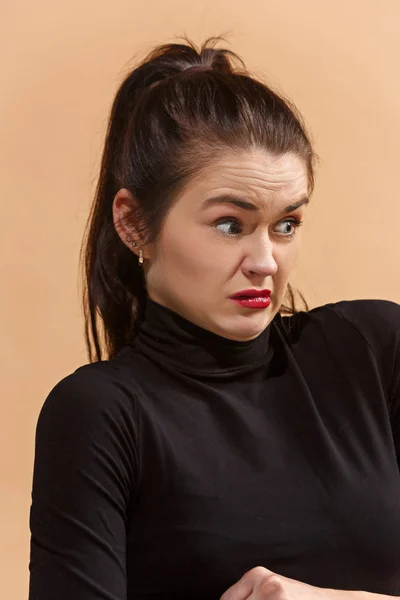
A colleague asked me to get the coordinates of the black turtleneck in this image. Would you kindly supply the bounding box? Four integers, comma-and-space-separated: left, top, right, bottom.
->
29, 297, 400, 599
133, 297, 274, 376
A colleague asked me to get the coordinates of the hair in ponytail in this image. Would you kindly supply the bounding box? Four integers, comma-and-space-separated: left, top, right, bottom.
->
79, 34, 317, 362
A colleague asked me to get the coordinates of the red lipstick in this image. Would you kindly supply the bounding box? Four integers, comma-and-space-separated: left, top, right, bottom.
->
229, 289, 271, 309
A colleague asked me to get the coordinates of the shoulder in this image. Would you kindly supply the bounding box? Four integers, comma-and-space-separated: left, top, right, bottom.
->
278, 299, 400, 397
37, 356, 139, 435
277, 299, 400, 410
322, 298, 400, 329
312, 299, 400, 352
280, 298, 400, 343
31, 357, 140, 521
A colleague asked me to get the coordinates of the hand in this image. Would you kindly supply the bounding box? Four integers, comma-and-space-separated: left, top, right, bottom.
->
220, 566, 340, 600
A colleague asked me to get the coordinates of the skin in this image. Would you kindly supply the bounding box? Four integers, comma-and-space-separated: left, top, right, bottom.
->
113, 148, 309, 341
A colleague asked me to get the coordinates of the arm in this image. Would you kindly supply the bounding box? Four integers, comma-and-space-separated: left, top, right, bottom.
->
330, 299, 400, 470
28, 367, 139, 600
389, 325, 400, 472
324, 301, 400, 600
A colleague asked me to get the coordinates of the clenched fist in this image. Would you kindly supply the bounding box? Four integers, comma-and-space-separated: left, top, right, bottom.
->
220, 566, 344, 600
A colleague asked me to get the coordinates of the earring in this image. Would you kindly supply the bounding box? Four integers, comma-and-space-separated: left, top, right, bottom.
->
125, 236, 142, 266
126, 236, 136, 247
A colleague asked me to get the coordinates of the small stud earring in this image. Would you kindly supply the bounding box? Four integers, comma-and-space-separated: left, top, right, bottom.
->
126, 236, 136, 247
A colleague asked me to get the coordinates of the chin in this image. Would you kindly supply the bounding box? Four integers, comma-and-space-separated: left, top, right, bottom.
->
224, 318, 270, 341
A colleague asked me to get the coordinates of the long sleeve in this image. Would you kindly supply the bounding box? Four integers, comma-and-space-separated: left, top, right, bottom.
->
328, 299, 400, 469
389, 321, 400, 468
28, 365, 139, 600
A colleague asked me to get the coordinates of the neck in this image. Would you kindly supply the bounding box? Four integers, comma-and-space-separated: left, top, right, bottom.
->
130, 296, 275, 378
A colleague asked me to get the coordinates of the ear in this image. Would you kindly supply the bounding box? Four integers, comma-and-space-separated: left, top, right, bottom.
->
112, 188, 145, 255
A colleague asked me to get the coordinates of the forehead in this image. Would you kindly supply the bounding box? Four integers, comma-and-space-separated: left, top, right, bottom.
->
186, 149, 309, 204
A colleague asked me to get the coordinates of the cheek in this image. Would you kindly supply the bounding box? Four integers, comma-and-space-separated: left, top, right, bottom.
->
274, 243, 299, 278
157, 230, 211, 278
274, 242, 298, 271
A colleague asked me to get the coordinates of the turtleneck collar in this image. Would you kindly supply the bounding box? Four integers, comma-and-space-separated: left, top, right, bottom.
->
130, 296, 274, 377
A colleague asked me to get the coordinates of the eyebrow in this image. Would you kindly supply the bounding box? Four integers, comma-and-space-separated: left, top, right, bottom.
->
201, 194, 310, 214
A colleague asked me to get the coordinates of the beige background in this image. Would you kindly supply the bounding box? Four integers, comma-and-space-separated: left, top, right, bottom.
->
2, 1, 400, 597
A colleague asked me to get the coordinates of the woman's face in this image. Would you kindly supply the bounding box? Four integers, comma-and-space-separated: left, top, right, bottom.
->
118, 149, 309, 341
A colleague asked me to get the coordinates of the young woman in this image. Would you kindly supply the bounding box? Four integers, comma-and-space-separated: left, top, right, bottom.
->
28, 36, 400, 599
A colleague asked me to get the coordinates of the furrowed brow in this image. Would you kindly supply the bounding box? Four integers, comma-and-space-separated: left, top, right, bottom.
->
200, 194, 309, 213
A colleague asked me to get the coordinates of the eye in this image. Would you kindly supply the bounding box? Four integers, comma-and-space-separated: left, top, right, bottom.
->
213, 216, 303, 239
274, 217, 303, 238
214, 217, 243, 237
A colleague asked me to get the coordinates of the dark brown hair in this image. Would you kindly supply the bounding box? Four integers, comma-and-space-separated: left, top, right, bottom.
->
79, 35, 318, 363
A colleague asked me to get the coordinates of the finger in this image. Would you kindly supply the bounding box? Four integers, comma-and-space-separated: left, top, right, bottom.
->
219, 566, 276, 600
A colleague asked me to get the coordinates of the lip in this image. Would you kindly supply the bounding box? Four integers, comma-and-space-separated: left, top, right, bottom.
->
229, 288, 272, 298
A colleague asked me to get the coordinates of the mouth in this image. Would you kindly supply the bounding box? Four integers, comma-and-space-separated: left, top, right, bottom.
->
229, 289, 272, 299
229, 294, 271, 309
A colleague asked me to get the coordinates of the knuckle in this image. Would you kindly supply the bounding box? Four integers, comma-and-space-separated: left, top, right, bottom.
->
259, 573, 283, 593
268, 574, 283, 588
249, 565, 268, 578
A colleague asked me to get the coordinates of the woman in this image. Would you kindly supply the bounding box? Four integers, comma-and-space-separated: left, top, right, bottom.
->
28, 35, 400, 599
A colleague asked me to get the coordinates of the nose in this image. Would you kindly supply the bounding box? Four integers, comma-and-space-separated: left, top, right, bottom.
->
241, 238, 278, 278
